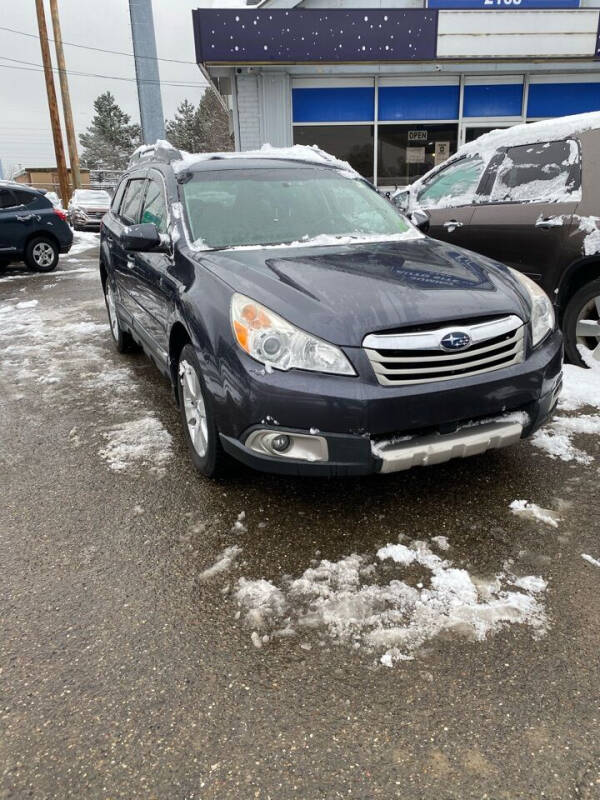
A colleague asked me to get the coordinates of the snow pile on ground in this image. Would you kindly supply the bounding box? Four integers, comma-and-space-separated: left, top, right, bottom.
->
234, 537, 547, 667
582, 554, 600, 568
531, 350, 600, 463
99, 415, 173, 476
199, 545, 243, 581
509, 500, 560, 528
0, 297, 109, 388
68, 231, 100, 256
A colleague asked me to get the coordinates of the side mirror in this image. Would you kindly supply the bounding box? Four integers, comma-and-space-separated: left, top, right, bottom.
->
392, 190, 410, 214
411, 209, 430, 233
121, 222, 170, 253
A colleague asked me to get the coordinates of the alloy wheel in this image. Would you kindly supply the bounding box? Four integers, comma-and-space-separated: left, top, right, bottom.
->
180, 359, 209, 457
576, 295, 600, 362
32, 242, 54, 268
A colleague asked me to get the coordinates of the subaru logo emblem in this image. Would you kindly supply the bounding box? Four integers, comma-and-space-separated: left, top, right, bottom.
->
440, 331, 472, 352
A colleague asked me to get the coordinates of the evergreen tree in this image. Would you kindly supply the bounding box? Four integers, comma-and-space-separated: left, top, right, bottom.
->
79, 92, 141, 170
165, 99, 204, 152
165, 91, 232, 154
197, 89, 233, 153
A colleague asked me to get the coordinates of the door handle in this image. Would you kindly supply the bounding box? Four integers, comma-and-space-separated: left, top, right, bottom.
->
535, 216, 564, 229
443, 220, 463, 230
16, 214, 35, 222
126, 256, 136, 269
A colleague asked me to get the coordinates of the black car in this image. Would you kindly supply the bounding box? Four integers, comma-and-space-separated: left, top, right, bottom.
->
99, 143, 562, 478
0, 181, 73, 272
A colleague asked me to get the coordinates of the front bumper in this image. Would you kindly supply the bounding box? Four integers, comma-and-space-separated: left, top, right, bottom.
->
217, 329, 563, 477
70, 211, 103, 229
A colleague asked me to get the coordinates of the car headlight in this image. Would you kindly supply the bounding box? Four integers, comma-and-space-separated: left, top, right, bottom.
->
509, 268, 555, 347
230, 293, 355, 376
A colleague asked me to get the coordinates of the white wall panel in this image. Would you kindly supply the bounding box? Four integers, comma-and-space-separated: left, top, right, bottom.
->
236, 73, 262, 151
437, 10, 600, 59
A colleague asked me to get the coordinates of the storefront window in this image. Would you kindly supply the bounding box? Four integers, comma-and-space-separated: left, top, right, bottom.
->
293, 125, 374, 183
464, 126, 502, 144
377, 124, 458, 188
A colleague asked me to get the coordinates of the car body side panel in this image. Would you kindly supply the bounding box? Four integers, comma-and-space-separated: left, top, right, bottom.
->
424, 205, 476, 249
467, 200, 578, 292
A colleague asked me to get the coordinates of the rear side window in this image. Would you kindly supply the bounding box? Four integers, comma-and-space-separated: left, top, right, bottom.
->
0, 189, 17, 209
417, 156, 485, 209
490, 139, 580, 204
140, 177, 167, 233
12, 190, 37, 206
119, 178, 146, 224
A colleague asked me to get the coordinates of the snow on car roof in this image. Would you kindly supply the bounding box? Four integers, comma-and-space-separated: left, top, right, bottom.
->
408, 111, 600, 199
175, 143, 358, 175
460, 110, 600, 161
132, 139, 359, 177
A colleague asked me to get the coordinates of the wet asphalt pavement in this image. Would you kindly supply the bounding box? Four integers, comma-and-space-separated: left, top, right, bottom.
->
1, 239, 600, 800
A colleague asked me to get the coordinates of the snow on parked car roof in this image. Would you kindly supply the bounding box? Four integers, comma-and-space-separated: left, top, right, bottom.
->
407, 111, 600, 205
460, 110, 600, 161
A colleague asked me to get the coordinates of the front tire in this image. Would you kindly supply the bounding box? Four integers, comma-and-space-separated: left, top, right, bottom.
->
563, 279, 600, 366
178, 344, 228, 478
24, 236, 58, 272
103, 279, 135, 353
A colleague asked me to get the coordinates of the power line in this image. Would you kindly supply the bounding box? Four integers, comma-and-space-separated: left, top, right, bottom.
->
0, 24, 198, 66
0, 58, 207, 89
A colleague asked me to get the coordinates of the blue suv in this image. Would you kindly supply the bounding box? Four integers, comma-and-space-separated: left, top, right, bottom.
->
0, 182, 73, 272
99, 143, 562, 478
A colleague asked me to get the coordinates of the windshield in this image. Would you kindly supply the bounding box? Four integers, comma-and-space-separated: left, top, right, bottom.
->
73, 190, 110, 204
180, 166, 410, 249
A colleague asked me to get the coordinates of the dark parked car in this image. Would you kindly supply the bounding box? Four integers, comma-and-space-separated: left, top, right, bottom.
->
0, 181, 72, 272
68, 188, 111, 230
99, 143, 562, 478
393, 112, 600, 366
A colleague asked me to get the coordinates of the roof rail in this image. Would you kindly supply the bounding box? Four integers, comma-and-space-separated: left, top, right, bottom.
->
128, 140, 182, 168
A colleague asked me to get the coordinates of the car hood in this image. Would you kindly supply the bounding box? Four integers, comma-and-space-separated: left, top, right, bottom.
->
71, 201, 110, 210
199, 238, 530, 347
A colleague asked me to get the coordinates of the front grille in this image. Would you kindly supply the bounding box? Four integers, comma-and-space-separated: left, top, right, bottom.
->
364, 315, 525, 386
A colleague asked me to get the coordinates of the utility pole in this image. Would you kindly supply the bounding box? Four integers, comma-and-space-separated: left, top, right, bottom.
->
35, 0, 70, 204
49, 0, 81, 190
128, 0, 165, 144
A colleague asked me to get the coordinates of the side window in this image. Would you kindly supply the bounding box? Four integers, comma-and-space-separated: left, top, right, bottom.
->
490, 140, 580, 204
111, 180, 127, 213
0, 189, 17, 209
119, 178, 146, 225
140, 177, 167, 233
417, 156, 485, 209
12, 190, 36, 206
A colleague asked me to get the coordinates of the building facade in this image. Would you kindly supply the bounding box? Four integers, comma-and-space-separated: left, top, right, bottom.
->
193, 1, 600, 189
14, 167, 91, 195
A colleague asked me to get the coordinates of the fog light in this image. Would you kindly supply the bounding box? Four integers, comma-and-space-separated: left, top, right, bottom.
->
270, 434, 291, 453
245, 429, 329, 463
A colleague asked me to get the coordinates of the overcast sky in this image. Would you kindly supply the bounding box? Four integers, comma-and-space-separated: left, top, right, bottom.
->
0, 0, 244, 175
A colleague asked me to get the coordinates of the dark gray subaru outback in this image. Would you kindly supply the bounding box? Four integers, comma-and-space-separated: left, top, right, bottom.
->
99, 142, 562, 477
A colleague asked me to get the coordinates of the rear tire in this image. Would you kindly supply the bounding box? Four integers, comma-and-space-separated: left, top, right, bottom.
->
103, 279, 135, 353
178, 343, 229, 478
24, 236, 58, 272
563, 279, 600, 367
